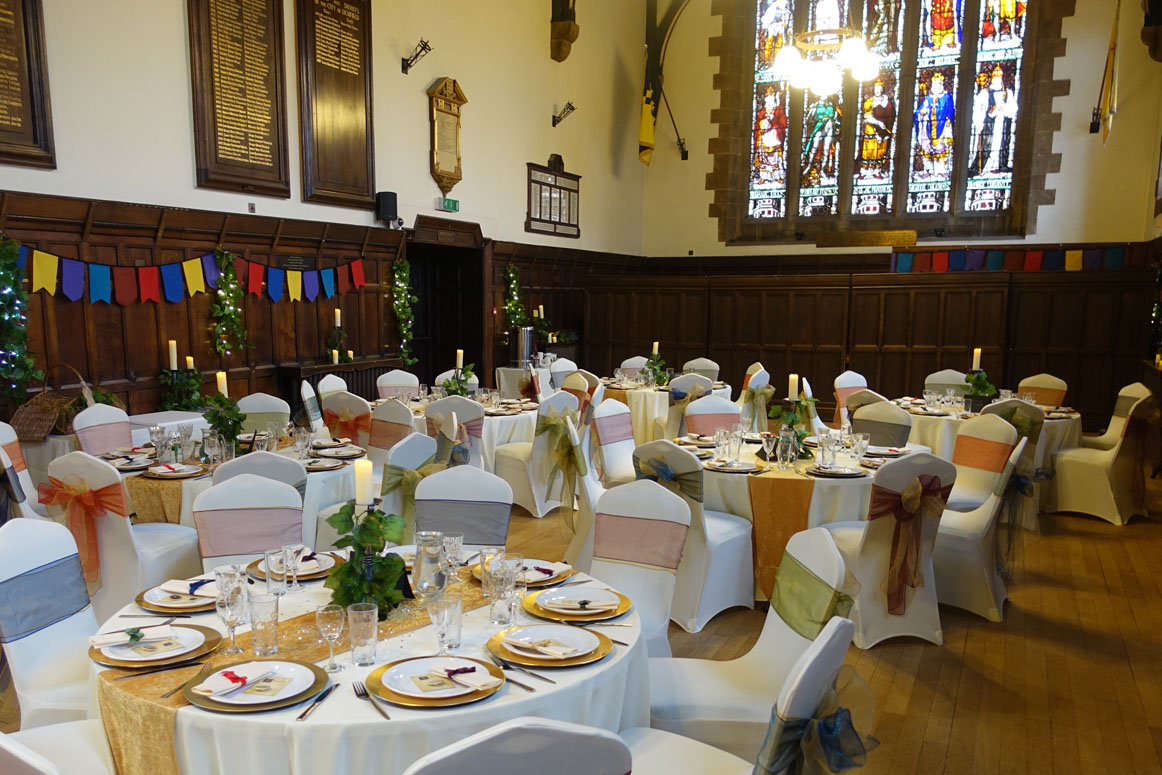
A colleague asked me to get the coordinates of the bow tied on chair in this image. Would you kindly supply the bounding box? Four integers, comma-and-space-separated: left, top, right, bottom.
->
0, 465, 23, 526
754, 666, 879, 775
430, 413, 478, 466
668, 384, 707, 413
381, 455, 449, 537
535, 409, 585, 503
633, 456, 704, 503
37, 474, 129, 583
322, 408, 372, 442
867, 474, 951, 616
743, 384, 776, 419
995, 461, 1053, 582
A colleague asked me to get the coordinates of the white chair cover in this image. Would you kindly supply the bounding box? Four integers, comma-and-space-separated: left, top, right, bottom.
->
981, 398, 1045, 529
315, 373, 348, 400
236, 393, 291, 434
736, 363, 770, 432
833, 369, 868, 425
945, 414, 1018, 512
191, 474, 303, 570
434, 369, 481, 392
844, 388, 889, 415
685, 395, 743, 438
368, 399, 416, 471
590, 399, 635, 486
619, 355, 648, 377
799, 377, 829, 436
822, 452, 956, 648
212, 451, 307, 499
1082, 382, 1151, 451
43, 451, 200, 622
559, 372, 593, 419
549, 358, 578, 389
494, 368, 530, 400
851, 400, 913, 447
300, 380, 325, 434
400, 716, 631, 775
414, 465, 513, 546
0, 421, 44, 518
592, 478, 690, 657
377, 369, 420, 400
653, 373, 713, 441
0, 720, 114, 774
71, 404, 132, 456
1017, 372, 1068, 406
494, 391, 579, 518
935, 438, 1027, 621
925, 368, 968, 396
682, 357, 720, 381
0, 519, 97, 729
633, 440, 753, 633
320, 391, 373, 448
648, 527, 847, 758
563, 417, 604, 573
424, 396, 486, 469
575, 369, 601, 395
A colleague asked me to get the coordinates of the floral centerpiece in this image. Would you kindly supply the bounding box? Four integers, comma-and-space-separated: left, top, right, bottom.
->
441, 363, 476, 397
324, 501, 406, 619
158, 368, 204, 411
964, 369, 997, 413
642, 352, 668, 386
204, 393, 245, 452
767, 397, 817, 461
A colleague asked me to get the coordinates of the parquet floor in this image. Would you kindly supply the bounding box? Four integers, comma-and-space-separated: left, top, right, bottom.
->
6, 499, 1162, 774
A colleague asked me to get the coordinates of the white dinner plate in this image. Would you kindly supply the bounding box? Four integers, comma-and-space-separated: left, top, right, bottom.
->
312, 438, 351, 449
867, 445, 905, 457
305, 458, 345, 471
146, 464, 202, 478
503, 624, 599, 660
258, 553, 335, 575
384, 656, 480, 699
211, 662, 316, 705
115, 459, 154, 471
143, 585, 216, 609
100, 625, 205, 662
807, 465, 866, 478
536, 586, 620, 613
803, 436, 819, 447
315, 446, 366, 458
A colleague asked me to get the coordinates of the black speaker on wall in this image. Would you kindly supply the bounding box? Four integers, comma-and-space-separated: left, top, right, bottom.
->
376, 191, 398, 224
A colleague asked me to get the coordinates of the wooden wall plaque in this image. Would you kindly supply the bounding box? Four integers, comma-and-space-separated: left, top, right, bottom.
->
296, 0, 374, 209
187, 0, 290, 197
427, 78, 466, 197
0, 0, 54, 169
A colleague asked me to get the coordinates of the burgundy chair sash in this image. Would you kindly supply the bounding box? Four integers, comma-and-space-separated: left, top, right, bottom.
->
867, 474, 951, 616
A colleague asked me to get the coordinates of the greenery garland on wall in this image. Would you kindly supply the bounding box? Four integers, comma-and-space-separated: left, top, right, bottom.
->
0, 237, 43, 400
392, 258, 418, 366
210, 247, 249, 356
503, 264, 528, 329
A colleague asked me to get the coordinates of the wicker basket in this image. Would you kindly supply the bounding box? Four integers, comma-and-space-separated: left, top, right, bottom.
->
11, 364, 98, 442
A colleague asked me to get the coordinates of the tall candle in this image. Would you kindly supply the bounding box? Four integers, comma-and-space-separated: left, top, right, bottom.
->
347, 350, 354, 360
455, 349, 464, 369
538, 304, 544, 318
972, 347, 982, 371
334, 309, 341, 328
332, 349, 339, 365
353, 459, 374, 505
652, 341, 659, 356
185, 356, 195, 370
167, 340, 178, 370
788, 373, 799, 399
215, 371, 228, 397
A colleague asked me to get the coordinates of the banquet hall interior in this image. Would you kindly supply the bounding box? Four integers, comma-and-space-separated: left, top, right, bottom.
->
1, 0, 1161, 773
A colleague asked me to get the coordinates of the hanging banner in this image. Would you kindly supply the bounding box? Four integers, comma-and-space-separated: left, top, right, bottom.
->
182, 258, 206, 295
138, 267, 161, 303
89, 265, 112, 304
113, 267, 137, 306
60, 259, 84, 302
288, 270, 302, 301
31, 250, 57, 295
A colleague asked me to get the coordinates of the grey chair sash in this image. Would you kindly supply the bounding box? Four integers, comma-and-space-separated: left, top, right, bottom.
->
292, 477, 308, 500
0, 553, 89, 643
414, 499, 511, 546
851, 417, 911, 447
0, 466, 24, 525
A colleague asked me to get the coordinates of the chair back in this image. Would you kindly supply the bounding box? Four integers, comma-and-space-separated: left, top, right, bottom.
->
316, 373, 348, 399
833, 370, 868, 411
425, 396, 485, 468
377, 369, 420, 400
682, 357, 720, 381
776, 616, 856, 720
1090, 382, 1153, 448
191, 474, 303, 571
952, 414, 1018, 483
549, 358, 578, 388
799, 377, 829, 435
981, 398, 1045, 453
925, 368, 968, 396
0, 730, 74, 775
414, 466, 513, 546
560, 372, 592, 415
1017, 373, 1067, 406
399, 716, 631, 775
386, 432, 439, 470
434, 369, 481, 392
845, 388, 889, 415
686, 394, 743, 437
236, 392, 291, 434
212, 451, 307, 500
71, 404, 132, 455
851, 401, 912, 447
575, 369, 601, 394
0, 422, 40, 518
564, 416, 603, 572
669, 372, 713, 397
741, 361, 769, 391
619, 355, 648, 377
527, 391, 580, 497
321, 391, 373, 447
300, 380, 325, 433
660, 374, 714, 440
591, 399, 635, 485
494, 368, 529, 399
632, 439, 706, 532
0, 519, 97, 728
367, 399, 417, 468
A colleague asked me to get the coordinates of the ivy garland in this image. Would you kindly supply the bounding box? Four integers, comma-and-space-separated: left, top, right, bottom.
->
503, 264, 529, 329
210, 247, 250, 356
158, 368, 205, 411
325, 326, 351, 363
391, 258, 418, 366
0, 237, 43, 401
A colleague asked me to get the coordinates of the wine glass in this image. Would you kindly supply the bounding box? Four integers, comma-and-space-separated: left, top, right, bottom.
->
215, 582, 247, 656
761, 431, 776, 467
178, 423, 194, 442
293, 428, 312, 461
202, 433, 221, 467
316, 605, 345, 673
282, 543, 305, 592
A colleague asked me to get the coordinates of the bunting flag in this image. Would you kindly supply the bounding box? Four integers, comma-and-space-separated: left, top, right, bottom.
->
321, 268, 336, 298
89, 264, 111, 304
350, 259, 365, 288
113, 266, 137, 306
336, 263, 350, 294
288, 270, 302, 301
1065, 250, 1083, 271
949, 250, 966, 271
31, 250, 57, 295
932, 252, 949, 273
138, 266, 161, 303
60, 259, 85, 302
182, 258, 206, 295
1023, 251, 1043, 272
202, 253, 220, 289
304, 270, 320, 301
160, 263, 185, 302
267, 267, 284, 302
891, 245, 1131, 274
16, 245, 27, 271
247, 261, 264, 296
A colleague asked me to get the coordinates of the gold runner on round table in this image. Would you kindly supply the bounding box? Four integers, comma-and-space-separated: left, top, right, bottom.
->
97, 568, 489, 775
604, 387, 630, 405
124, 474, 185, 524
745, 465, 815, 602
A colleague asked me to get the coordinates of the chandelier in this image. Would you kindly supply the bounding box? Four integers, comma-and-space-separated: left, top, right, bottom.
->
772, 28, 880, 96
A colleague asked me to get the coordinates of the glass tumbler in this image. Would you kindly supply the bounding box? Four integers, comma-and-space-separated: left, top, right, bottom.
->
413, 531, 447, 600
248, 593, 279, 656
346, 602, 379, 666
264, 548, 288, 596
478, 546, 503, 597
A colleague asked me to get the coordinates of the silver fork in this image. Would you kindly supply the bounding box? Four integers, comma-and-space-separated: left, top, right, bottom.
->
161, 661, 213, 698
352, 680, 391, 720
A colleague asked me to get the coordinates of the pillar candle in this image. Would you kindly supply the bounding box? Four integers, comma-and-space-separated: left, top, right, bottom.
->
538, 304, 544, 318
353, 459, 374, 505
332, 349, 339, 365
215, 371, 228, 397
168, 340, 178, 370
972, 347, 982, 371
334, 309, 341, 328
185, 356, 195, 370
788, 373, 799, 399
456, 349, 464, 369
652, 341, 659, 356
347, 350, 354, 360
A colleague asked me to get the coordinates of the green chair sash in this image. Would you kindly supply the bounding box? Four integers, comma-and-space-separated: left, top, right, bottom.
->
770, 552, 853, 640
380, 455, 448, 542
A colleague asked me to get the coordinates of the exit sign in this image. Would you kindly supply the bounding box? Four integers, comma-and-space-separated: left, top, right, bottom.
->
436, 197, 459, 212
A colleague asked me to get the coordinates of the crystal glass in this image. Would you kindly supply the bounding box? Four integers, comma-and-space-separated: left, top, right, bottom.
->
148, 425, 165, 449
201, 432, 221, 466
776, 427, 798, 470
852, 432, 871, 464
922, 389, 937, 408
818, 431, 837, 467
282, 543, 306, 592
248, 592, 279, 656
178, 423, 194, 442
427, 593, 462, 655
1000, 389, 1013, 400
347, 602, 378, 666
1021, 392, 1036, 404
613, 369, 624, 384
728, 429, 743, 463
214, 575, 248, 656
263, 548, 288, 596
487, 561, 516, 626
761, 431, 777, 463
413, 531, 447, 600
179, 439, 196, 463
441, 532, 464, 569
478, 546, 503, 598
316, 604, 345, 673
714, 429, 729, 459
293, 428, 312, 460
502, 554, 527, 621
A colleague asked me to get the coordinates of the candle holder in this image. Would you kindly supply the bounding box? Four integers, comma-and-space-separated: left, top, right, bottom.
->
441, 363, 476, 396
323, 499, 406, 618
157, 368, 205, 411
326, 327, 352, 363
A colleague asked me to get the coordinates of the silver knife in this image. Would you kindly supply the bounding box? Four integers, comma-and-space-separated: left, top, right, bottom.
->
502, 674, 536, 692
296, 683, 338, 721
496, 656, 556, 684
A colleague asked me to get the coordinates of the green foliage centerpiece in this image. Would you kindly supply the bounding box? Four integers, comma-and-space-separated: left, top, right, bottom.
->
441, 363, 476, 396
767, 397, 817, 460
204, 393, 245, 450
392, 258, 419, 366
324, 500, 406, 619
0, 237, 43, 400
964, 369, 997, 413
210, 248, 250, 356
158, 369, 204, 411
325, 326, 351, 363
642, 351, 668, 385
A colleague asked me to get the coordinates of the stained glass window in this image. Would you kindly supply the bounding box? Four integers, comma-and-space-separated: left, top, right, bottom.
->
749, 0, 794, 219
852, 0, 905, 215
906, 0, 962, 213
797, 0, 847, 217
965, 0, 1028, 211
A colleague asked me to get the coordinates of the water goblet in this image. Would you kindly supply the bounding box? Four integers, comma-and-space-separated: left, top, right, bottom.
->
201, 433, 221, 466
853, 432, 871, 465
441, 532, 464, 571
999, 389, 1013, 400
922, 389, 937, 408
215, 581, 248, 656
316, 605, 345, 673
761, 431, 777, 465
282, 543, 306, 592
148, 425, 165, 451
427, 593, 462, 655
178, 423, 194, 442
293, 428, 312, 461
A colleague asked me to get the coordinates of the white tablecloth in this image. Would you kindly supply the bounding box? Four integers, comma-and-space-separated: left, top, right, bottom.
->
127, 411, 210, 446
94, 571, 648, 775
606, 385, 733, 446
410, 409, 538, 473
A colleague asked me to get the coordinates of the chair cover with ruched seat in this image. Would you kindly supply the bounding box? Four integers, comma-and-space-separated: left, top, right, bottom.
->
493, 391, 579, 518
424, 396, 485, 469
945, 414, 1018, 512
590, 398, 635, 487
414, 465, 513, 547
315, 373, 347, 400
0, 421, 45, 518
851, 400, 913, 447
236, 392, 291, 435
191, 474, 303, 571
619, 355, 648, 377
434, 369, 481, 393
682, 357, 720, 381
833, 369, 868, 425
1017, 372, 1068, 406
321, 391, 373, 449
633, 440, 753, 633
377, 369, 420, 400
0, 719, 114, 774
925, 368, 968, 396
71, 404, 132, 456
685, 394, 743, 438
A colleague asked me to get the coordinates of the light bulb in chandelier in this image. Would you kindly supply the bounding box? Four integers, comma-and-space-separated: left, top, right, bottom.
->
808, 62, 843, 97
852, 51, 881, 82
772, 44, 801, 80
838, 36, 867, 70
789, 55, 812, 90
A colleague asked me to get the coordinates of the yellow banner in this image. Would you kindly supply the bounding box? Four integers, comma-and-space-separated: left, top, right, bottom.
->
1065, 250, 1083, 271
288, 270, 302, 301
182, 258, 205, 295
31, 250, 58, 295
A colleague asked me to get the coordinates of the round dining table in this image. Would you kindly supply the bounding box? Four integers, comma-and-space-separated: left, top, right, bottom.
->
407, 405, 539, 473
91, 567, 647, 775
602, 383, 733, 445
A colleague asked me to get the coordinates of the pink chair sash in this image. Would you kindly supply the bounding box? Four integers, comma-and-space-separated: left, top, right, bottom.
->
2, 440, 26, 473
835, 384, 865, 407
594, 512, 688, 570
368, 418, 413, 450
74, 422, 133, 455
193, 507, 303, 558
951, 435, 1013, 473
620, 367, 641, 378
687, 412, 740, 436
593, 413, 634, 445
378, 384, 420, 400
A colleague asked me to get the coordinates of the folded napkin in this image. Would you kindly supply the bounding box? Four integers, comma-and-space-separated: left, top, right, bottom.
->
114, 455, 153, 466
313, 437, 351, 449
90, 624, 176, 648
148, 463, 194, 475
439, 666, 502, 691
159, 578, 218, 598
503, 636, 578, 658
522, 562, 571, 583
541, 598, 619, 612
192, 662, 270, 696
269, 555, 320, 575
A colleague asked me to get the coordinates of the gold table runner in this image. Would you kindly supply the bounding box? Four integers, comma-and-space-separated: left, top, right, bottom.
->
744, 464, 815, 602
97, 569, 488, 775
124, 475, 185, 524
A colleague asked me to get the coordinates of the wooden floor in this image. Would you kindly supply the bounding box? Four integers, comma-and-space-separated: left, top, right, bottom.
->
7, 499, 1162, 774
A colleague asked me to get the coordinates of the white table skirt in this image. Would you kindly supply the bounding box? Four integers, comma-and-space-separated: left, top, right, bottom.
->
94, 572, 648, 775
411, 410, 538, 473
618, 386, 733, 446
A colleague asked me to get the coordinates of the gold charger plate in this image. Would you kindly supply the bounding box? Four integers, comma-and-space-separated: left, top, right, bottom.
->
487, 626, 613, 668
366, 656, 505, 708
89, 624, 222, 669
245, 552, 345, 582
703, 461, 761, 473
312, 447, 366, 460
138, 464, 206, 480
469, 564, 577, 588
182, 658, 328, 714
522, 589, 633, 623
135, 587, 217, 614
305, 459, 347, 471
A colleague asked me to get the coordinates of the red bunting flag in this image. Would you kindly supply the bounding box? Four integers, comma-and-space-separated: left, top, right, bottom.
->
1023, 251, 1043, 272
932, 252, 949, 273
1003, 251, 1023, 271
138, 266, 160, 303
112, 266, 138, 306
913, 253, 932, 272
234, 257, 246, 287
350, 259, 365, 289
336, 263, 350, 294
247, 262, 264, 296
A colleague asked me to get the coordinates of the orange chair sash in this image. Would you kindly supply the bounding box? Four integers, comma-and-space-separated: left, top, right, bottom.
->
1, 440, 26, 474
951, 435, 1013, 473
322, 409, 372, 441
37, 476, 128, 583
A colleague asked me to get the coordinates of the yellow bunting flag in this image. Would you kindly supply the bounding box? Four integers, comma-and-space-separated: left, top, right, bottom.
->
182, 258, 206, 295
1065, 250, 1083, 271
288, 270, 302, 301
31, 250, 58, 295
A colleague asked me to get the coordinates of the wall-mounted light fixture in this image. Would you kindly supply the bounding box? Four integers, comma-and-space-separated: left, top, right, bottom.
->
552, 101, 576, 127
401, 39, 433, 74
